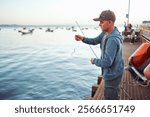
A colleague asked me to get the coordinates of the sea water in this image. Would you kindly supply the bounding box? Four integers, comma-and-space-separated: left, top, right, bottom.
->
0, 25, 123, 100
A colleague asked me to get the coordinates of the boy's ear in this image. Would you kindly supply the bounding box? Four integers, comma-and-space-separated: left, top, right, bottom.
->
109, 20, 113, 24
108, 20, 111, 24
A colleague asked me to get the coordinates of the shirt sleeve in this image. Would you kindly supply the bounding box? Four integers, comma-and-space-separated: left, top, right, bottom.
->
93, 37, 118, 68
82, 32, 105, 45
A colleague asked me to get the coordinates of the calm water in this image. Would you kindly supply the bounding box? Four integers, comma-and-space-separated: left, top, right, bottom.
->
0, 26, 103, 100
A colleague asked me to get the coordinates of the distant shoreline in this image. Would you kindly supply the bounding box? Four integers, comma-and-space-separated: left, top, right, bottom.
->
0, 24, 96, 27
0, 23, 125, 28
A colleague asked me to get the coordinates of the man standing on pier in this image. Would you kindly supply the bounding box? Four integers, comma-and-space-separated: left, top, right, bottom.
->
75, 10, 124, 100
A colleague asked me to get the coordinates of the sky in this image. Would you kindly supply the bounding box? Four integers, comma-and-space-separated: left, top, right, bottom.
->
0, 0, 149, 25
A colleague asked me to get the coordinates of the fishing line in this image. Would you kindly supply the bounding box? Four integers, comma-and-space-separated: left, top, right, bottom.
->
71, 48, 76, 55
75, 21, 98, 58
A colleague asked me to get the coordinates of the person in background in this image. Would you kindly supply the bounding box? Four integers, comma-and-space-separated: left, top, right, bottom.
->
75, 10, 124, 100
127, 23, 135, 44
124, 21, 127, 31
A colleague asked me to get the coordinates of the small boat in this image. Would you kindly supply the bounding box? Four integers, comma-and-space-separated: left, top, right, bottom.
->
18, 28, 34, 35
45, 28, 54, 32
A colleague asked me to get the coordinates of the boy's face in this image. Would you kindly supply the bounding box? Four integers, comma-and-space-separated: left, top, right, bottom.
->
99, 20, 111, 32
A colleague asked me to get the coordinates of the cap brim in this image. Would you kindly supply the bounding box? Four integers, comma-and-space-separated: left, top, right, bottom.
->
93, 18, 101, 21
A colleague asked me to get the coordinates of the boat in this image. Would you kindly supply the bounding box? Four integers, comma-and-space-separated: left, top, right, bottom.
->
18, 28, 34, 35
45, 28, 54, 32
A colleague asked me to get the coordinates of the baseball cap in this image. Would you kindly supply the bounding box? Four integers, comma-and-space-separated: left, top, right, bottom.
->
93, 10, 116, 22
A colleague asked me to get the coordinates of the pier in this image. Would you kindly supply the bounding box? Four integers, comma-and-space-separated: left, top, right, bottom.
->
86, 28, 150, 100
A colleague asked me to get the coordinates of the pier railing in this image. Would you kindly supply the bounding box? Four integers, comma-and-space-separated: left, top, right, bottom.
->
142, 29, 150, 43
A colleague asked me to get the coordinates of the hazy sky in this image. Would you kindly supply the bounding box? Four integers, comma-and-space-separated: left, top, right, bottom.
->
0, 0, 149, 25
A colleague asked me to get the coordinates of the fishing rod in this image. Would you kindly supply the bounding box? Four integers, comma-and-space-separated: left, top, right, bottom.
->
75, 21, 98, 58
